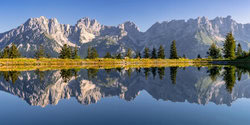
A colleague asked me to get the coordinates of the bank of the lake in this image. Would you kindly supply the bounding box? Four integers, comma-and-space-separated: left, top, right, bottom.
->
0, 58, 219, 71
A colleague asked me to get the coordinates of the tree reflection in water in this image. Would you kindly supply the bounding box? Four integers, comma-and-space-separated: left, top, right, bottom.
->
60, 69, 79, 82
0, 65, 250, 95
0, 65, 250, 107
151, 67, 157, 79
143, 68, 150, 80
87, 68, 99, 80
126, 68, 132, 78
35, 69, 45, 81
207, 66, 222, 82
223, 66, 236, 93
157, 67, 165, 80
170, 67, 178, 84
0, 71, 21, 84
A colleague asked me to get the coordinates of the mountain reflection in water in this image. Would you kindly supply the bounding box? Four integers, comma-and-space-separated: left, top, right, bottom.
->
0, 65, 249, 107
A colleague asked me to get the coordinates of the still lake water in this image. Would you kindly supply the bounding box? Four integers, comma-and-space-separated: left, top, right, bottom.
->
0, 66, 250, 125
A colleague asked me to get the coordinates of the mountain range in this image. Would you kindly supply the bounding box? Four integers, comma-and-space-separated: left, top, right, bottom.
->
0, 16, 250, 58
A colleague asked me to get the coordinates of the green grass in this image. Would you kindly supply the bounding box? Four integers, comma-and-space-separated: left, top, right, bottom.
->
0, 57, 214, 65
0, 57, 221, 71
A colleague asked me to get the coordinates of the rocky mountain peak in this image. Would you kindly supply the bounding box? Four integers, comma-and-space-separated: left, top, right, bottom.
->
76, 17, 101, 28
22, 16, 62, 34
25, 16, 49, 26
1, 16, 250, 58
122, 21, 140, 32
197, 16, 210, 24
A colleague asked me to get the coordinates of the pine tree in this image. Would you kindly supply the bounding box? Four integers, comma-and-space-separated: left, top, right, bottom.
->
35, 45, 45, 59
86, 46, 92, 59
223, 32, 236, 59
157, 45, 165, 59
151, 48, 157, 59
170, 40, 178, 59
143, 47, 150, 58
135, 51, 141, 58
236, 43, 243, 57
58, 44, 73, 59
72, 46, 80, 59
90, 48, 98, 59
197, 54, 201, 59
9, 43, 20, 58
46, 53, 51, 58
2, 46, 9, 58
59, 44, 68, 59
182, 54, 186, 59
104, 52, 112, 58
125, 48, 132, 58
116, 53, 122, 59
65, 46, 72, 58
207, 43, 221, 59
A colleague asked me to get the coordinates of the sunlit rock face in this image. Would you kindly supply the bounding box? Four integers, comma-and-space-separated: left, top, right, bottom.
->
0, 16, 143, 58
0, 16, 250, 58
0, 67, 249, 107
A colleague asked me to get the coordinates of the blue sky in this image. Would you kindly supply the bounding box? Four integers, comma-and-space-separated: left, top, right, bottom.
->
1, 0, 250, 32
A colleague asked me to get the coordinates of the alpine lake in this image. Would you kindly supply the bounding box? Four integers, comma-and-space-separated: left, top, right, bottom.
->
1, 64, 250, 125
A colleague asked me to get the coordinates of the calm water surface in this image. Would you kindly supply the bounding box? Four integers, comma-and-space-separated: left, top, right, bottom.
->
0, 66, 250, 125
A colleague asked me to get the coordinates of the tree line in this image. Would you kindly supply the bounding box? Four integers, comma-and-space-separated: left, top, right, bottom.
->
0, 32, 248, 60
207, 32, 248, 59
60, 32, 248, 60
0, 43, 21, 58
85, 40, 179, 59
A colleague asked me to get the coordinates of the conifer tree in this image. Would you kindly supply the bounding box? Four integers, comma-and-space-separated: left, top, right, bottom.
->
90, 48, 98, 59
104, 52, 112, 58
2, 46, 9, 58
116, 53, 122, 59
143, 47, 150, 58
65, 46, 72, 58
59, 44, 68, 59
170, 40, 178, 59
223, 32, 236, 59
46, 53, 51, 58
157, 45, 165, 59
151, 48, 157, 59
72, 46, 80, 59
86, 47, 98, 59
236, 43, 243, 57
182, 54, 186, 59
9, 43, 20, 58
197, 54, 201, 59
35, 45, 45, 59
135, 51, 141, 58
125, 48, 132, 58
207, 43, 221, 59
86, 46, 92, 59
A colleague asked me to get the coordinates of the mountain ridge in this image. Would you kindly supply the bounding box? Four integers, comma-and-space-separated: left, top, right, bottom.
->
0, 16, 250, 58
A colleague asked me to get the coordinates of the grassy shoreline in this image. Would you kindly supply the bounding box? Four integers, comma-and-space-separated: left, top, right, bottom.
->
0, 58, 215, 65
0, 58, 221, 71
